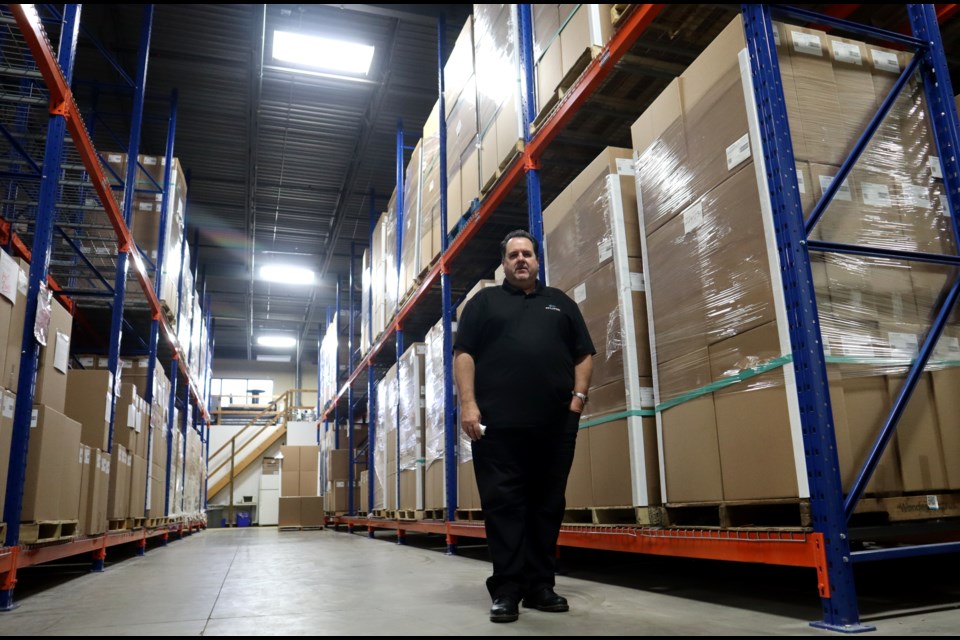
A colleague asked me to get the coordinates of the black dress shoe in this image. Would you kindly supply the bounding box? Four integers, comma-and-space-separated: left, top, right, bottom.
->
490, 595, 520, 623
522, 587, 569, 612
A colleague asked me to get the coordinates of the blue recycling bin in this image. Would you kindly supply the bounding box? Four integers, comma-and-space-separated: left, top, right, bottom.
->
236, 511, 251, 527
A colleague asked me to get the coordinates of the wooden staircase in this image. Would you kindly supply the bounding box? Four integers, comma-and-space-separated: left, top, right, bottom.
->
207, 389, 315, 501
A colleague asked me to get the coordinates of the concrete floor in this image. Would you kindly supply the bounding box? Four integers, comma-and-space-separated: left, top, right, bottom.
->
0, 526, 958, 636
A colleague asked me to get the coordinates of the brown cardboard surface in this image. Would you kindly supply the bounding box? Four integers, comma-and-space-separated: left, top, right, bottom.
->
300, 496, 325, 527
360, 470, 370, 513
889, 374, 948, 492
399, 469, 417, 510
840, 372, 903, 494
826, 36, 877, 150
299, 471, 318, 497
931, 368, 960, 489
424, 459, 443, 510
129, 455, 147, 518
77, 446, 92, 533
458, 461, 476, 510
0, 389, 12, 514
22, 405, 80, 522
299, 445, 319, 472
65, 370, 114, 452
536, 36, 563, 115
280, 445, 300, 472
34, 298, 72, 413
281, 471, 299, 497
660, 397, 722, 504
278, 496, 300, 527
588, 419, 631, 507
107, 444, 131, 520
0, 298, 11, 399
4, 260, 27, 393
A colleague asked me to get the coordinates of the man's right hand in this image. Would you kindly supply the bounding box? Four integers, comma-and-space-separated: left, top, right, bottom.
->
460, 401, 483, 441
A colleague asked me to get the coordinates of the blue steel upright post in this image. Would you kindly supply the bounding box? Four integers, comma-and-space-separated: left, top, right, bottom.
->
367, 190, 377, 529
107, 6, 153, 455
437, 14, 458, 549
518, 5, 543, 262
740, 5, 863, 632
2, 6, 81, 569
394, 121, 405, 538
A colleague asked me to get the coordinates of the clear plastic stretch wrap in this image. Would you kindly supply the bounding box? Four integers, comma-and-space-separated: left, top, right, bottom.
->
373, 377, 387, 511
371, 213, 385, 337
398, 343, 425, 473
361, 248, 370, 355
420, 102, 441, 271
319, 318, 338, 409
632, 16, 960, 504
383, 189, 398, 320
383, 363, 399, 509
424, 320, 445, 464
399, 141, 422, 298
543, 147, 660, 508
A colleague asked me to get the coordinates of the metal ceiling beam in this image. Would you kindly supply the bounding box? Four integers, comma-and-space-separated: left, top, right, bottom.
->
246, 4, 266, 361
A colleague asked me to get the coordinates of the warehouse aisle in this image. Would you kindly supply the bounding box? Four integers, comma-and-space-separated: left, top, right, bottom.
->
0, 527, 957, 636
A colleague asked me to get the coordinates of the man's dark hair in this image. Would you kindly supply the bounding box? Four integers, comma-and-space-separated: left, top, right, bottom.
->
500, 229, 539, 260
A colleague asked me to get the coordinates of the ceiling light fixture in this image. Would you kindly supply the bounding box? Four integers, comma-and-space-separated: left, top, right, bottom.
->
256, 354, 292, 363
272, 30, 375, 75
260, 264, 315, 285
257, 335, 297, 349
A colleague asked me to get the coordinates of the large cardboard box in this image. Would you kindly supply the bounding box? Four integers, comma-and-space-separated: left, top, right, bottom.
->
22, 405, 82, 522
458, 460, 477, 510
278, 496, 300, 528
564, 425, 592, 509
4, 259, 28, 393
59, 437, 83, 523
0, 389, 13, 515
299, 470, 318, 498
300, 496, 325, 527
588, 416, 660, 508
107, 444, 132, 520
82, 448, 109, 536
889, 373, 948, 493
129, 454, 148, 518
34, 296, 72, 414
424, 459, 444, 511
839, 373, 903, 495
931, 367, 960, 489
657, 348, 722, 503
65, 369, 114, 451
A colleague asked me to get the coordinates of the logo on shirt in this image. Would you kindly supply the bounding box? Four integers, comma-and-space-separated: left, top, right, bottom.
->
545, 304, 561, 313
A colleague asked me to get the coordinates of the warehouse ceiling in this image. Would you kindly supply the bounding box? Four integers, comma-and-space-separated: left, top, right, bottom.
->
4, 4, 960, 371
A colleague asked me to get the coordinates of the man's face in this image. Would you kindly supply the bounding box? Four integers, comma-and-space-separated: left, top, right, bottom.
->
502, 237, 539, 289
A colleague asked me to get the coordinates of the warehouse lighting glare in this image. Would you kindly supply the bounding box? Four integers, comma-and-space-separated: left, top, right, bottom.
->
260, 264, 315, 285
272, 31, 375, 75
257, 335, 297, 349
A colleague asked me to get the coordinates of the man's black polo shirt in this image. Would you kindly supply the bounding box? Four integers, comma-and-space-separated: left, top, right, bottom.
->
454, 280, 595, 429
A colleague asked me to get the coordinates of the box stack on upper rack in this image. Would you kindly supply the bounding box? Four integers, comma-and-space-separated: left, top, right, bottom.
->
631, 15, 959, 514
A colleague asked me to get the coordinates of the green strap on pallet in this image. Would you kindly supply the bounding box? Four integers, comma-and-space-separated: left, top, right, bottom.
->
654, 355, 795, 413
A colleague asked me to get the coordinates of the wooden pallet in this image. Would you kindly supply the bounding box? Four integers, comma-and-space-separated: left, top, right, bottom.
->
531, 45, 603, 133
107, 518, 133, 531
480, 140, 524, 196
454, 509, 485, 522
131, 517, 146, 529
663, 499, 811, 530
20, 520, 79, 544
562, 506, 664, 527
421, 509, 445, 521
853, 493, 960, 525
610, 4, 635, 26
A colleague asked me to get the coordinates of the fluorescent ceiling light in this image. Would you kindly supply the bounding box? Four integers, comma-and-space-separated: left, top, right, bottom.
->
256, 354, 292, 363
257, 335, 297, 349
272, 30, 375, 75
260, 264, 315, 285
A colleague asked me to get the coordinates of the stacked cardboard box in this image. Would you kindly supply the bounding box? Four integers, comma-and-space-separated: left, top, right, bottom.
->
398, 343, 427, 511
544, 147, 659, 509
632, 16, 958, 505
21, 405, 82, 524
373, 363, 399, 511
423, 318, 457, 511
445, 16, 481, 227
278, 445, 320, 526
532, 5, 615, 118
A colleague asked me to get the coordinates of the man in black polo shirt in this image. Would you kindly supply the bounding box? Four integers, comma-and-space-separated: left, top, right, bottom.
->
454, 229, 595, 623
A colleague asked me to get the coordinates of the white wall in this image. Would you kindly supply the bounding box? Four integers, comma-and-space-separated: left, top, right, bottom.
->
213, 358, 319, 404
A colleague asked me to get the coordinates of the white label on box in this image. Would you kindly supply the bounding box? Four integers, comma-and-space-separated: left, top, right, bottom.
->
105, 393, 111, 422
139, 359, 149, 368
597, 237, 613, 263
795, 164, 806, 194
791, 31, 823, 56
336, 480, 346, 488
818, 174, 852, 201
139, 201, 153, 211
616, 158, 634, 176
888, 332, 919, 357
107, 153, 123, 163
927, 495, 940, 510
929, 155, 943, 180
95, 246, 111, 256
908, 184, 931, 209
128, 404, 137, 429
573, 283, 587, 304
861, 182, 892, 208
941, 195, 951, 217
683, 202, 704, 234
451, 321, 458, 332
2, 395, 13, 418
17, 267, 27, 295
773, 29, 781, 46
144, 156, 157, 166
84, 448, 90, 464
640, 387, 654, 408
726, 134, 751, 170
123, 361, 133, 369
822, 332, 832, 356
832, 40, 862, 65
891, 293, 905, 321
872, 49, 900, 73
30, 409, 38, 429
0, 251, 18, 302
935, 336, 960, 360
415, 345, 426, 355
78, 356, 94, 367
629, 272, 645, 292
54, 331, 70, 373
